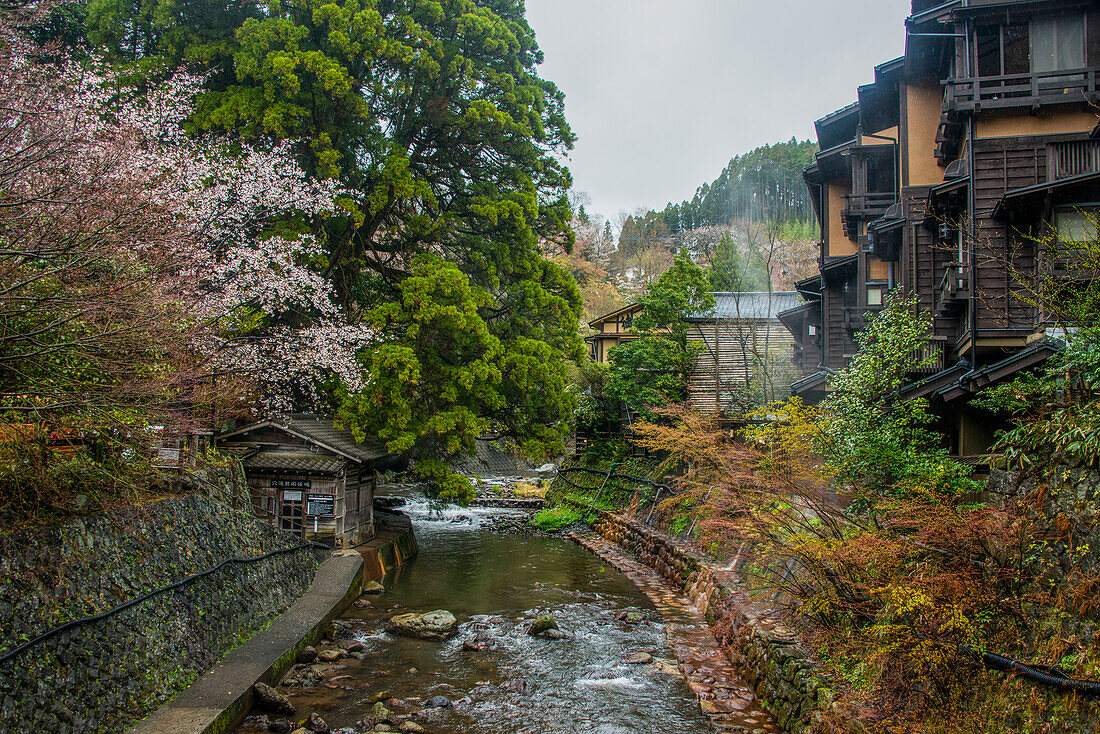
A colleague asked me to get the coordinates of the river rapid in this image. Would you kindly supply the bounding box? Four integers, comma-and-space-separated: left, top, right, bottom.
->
238, 488, 715, 734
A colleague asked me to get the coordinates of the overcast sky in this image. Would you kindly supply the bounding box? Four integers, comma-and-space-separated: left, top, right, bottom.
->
525, 0, 913, 225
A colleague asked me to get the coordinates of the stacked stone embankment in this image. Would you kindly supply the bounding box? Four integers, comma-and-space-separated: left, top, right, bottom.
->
0, 467, 321, 734
564, 499, 847, 733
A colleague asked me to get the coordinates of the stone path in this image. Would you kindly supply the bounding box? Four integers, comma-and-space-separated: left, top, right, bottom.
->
568, 532, 780, 734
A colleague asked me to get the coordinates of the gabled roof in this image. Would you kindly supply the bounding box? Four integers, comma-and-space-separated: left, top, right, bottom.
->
243, 452, 347, 473
217, 414, 389, 463
791, 369, 835, 395
587, 302, 642, 329
688, 292, 802, 321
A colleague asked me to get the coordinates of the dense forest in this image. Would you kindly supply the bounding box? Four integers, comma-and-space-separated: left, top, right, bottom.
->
617, 139, 817, 258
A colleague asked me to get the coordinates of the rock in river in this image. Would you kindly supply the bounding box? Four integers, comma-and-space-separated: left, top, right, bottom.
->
306, 712, 330, 732
385, 610, 459, 640
621, 652, 653, 665
526, 614, 559, 636
253, 682, 295, 715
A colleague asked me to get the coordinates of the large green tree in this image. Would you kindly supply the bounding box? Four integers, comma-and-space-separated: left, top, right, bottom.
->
82, 0, 583, 488
606, 251, 714, 418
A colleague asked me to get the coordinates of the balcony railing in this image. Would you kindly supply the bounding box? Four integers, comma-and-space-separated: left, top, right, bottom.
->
1049, 140, 1100, 180
906, 337, 948, 376
945, 67, 1100, 112
842, 193, 896, 240
936, 262, 971, 311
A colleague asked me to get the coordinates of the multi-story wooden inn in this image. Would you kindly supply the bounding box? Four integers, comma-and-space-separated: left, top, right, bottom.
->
781, 0, 1100, 458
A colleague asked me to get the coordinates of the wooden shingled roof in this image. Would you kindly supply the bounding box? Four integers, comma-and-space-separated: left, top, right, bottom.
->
217, 413, 390, 464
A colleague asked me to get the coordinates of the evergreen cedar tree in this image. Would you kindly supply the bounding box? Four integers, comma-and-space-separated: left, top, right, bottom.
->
83, 0, 583, 499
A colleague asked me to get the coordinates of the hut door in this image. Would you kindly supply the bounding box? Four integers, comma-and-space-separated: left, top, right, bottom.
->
279, 491, 305, 536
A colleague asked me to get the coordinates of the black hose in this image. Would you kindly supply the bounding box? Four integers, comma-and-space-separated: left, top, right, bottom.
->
962, 646, 1100, 695
0, 539, 330, 667
557, 466, 677, 493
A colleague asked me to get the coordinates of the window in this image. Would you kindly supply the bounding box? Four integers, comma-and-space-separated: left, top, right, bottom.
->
974, 14, 1100, 78
1055, 206, 1100, 245
977, 22, 1030, 77
1032, 16, 1085, 73
867, 286, 885, 307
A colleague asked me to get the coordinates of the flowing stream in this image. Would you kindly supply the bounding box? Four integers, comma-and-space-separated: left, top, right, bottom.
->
239, 488, 715, 734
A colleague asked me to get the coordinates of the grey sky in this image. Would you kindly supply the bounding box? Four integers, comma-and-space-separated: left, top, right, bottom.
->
525, 0, 913, 225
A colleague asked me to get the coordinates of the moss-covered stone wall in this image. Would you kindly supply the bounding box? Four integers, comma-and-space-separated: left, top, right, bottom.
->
572, 502, 850, 733
0, 468, 320, 734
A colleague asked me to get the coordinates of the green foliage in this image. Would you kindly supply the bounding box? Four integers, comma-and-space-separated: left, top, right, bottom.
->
530, 505, 580, 531
605, 252, 714, 417
707, 231, 768, 292
624, 139, 818, 246
83, 0, 583, 467
817, 293, 980, 507
972, 214, 1100, 469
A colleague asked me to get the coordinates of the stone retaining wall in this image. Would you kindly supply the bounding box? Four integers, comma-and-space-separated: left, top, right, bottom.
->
0, 469, 321, 734
567, 501, 843, 733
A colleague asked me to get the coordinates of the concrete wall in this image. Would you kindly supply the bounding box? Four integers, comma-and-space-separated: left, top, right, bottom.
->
0, 468, 320, 734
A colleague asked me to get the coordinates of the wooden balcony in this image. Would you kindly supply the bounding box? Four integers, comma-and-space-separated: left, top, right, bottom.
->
936, 262, 971, 312
944, 67, 1100, 113
842, 193, 895, 240
906, 337, 948, 376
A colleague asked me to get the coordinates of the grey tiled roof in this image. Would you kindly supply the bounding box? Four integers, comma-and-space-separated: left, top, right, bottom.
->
688, 292, 802, 322
242, 452, 346, 473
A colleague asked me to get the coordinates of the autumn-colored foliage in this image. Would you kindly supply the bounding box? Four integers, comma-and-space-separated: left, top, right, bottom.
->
630, 297, 1055, 726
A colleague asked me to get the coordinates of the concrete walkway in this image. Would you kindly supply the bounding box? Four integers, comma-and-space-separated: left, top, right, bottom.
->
127, 551, 364, 734
570, 532, 780, 734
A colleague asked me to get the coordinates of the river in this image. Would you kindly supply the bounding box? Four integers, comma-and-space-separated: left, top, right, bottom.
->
237, 490, 715, 734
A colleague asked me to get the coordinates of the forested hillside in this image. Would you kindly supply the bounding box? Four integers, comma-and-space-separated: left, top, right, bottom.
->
617, 139, 817, 259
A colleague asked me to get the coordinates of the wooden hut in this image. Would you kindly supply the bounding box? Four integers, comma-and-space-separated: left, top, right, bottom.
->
216, 414, 390, 548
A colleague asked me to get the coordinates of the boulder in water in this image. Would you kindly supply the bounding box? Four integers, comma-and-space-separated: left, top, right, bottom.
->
253, 682, 295, 715
306, 712, 330, 732
362, 581, 385, 595
425, 695, 453, 708
621, 652, 653, 665
526, 614, 559, 636
385, 610, 459, 640
368, 702, 394, 722
398, 722, 426, 733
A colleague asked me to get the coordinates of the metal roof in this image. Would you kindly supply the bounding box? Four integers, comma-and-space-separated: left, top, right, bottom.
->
242, 452, 346, 473
688, 292, 802, 322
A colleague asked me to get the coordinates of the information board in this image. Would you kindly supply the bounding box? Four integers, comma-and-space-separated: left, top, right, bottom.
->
306, 494, 335, 517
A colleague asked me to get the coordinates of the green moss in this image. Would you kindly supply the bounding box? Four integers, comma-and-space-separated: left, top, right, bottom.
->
531, 506, 582, 531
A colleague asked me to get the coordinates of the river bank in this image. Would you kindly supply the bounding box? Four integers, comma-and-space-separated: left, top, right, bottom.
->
235, 491, 717, 734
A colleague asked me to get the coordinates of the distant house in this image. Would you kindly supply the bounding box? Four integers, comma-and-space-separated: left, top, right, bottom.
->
585, 303, 643, 364
216, 414, 391, 548
685, 292, 802, 412
586, 291, 802, 414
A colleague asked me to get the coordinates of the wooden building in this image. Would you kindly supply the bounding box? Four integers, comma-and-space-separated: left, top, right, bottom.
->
587, 292, 801, 414
585, 303, 643, 365
216, 415, 390, 548
781, 0, 1100, 456
685, 292, 802, 412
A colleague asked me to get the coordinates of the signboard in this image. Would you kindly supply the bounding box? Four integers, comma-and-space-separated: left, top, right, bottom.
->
271, 478, 311, 490
307, 494, 335, 517
282, 490, 303, 502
